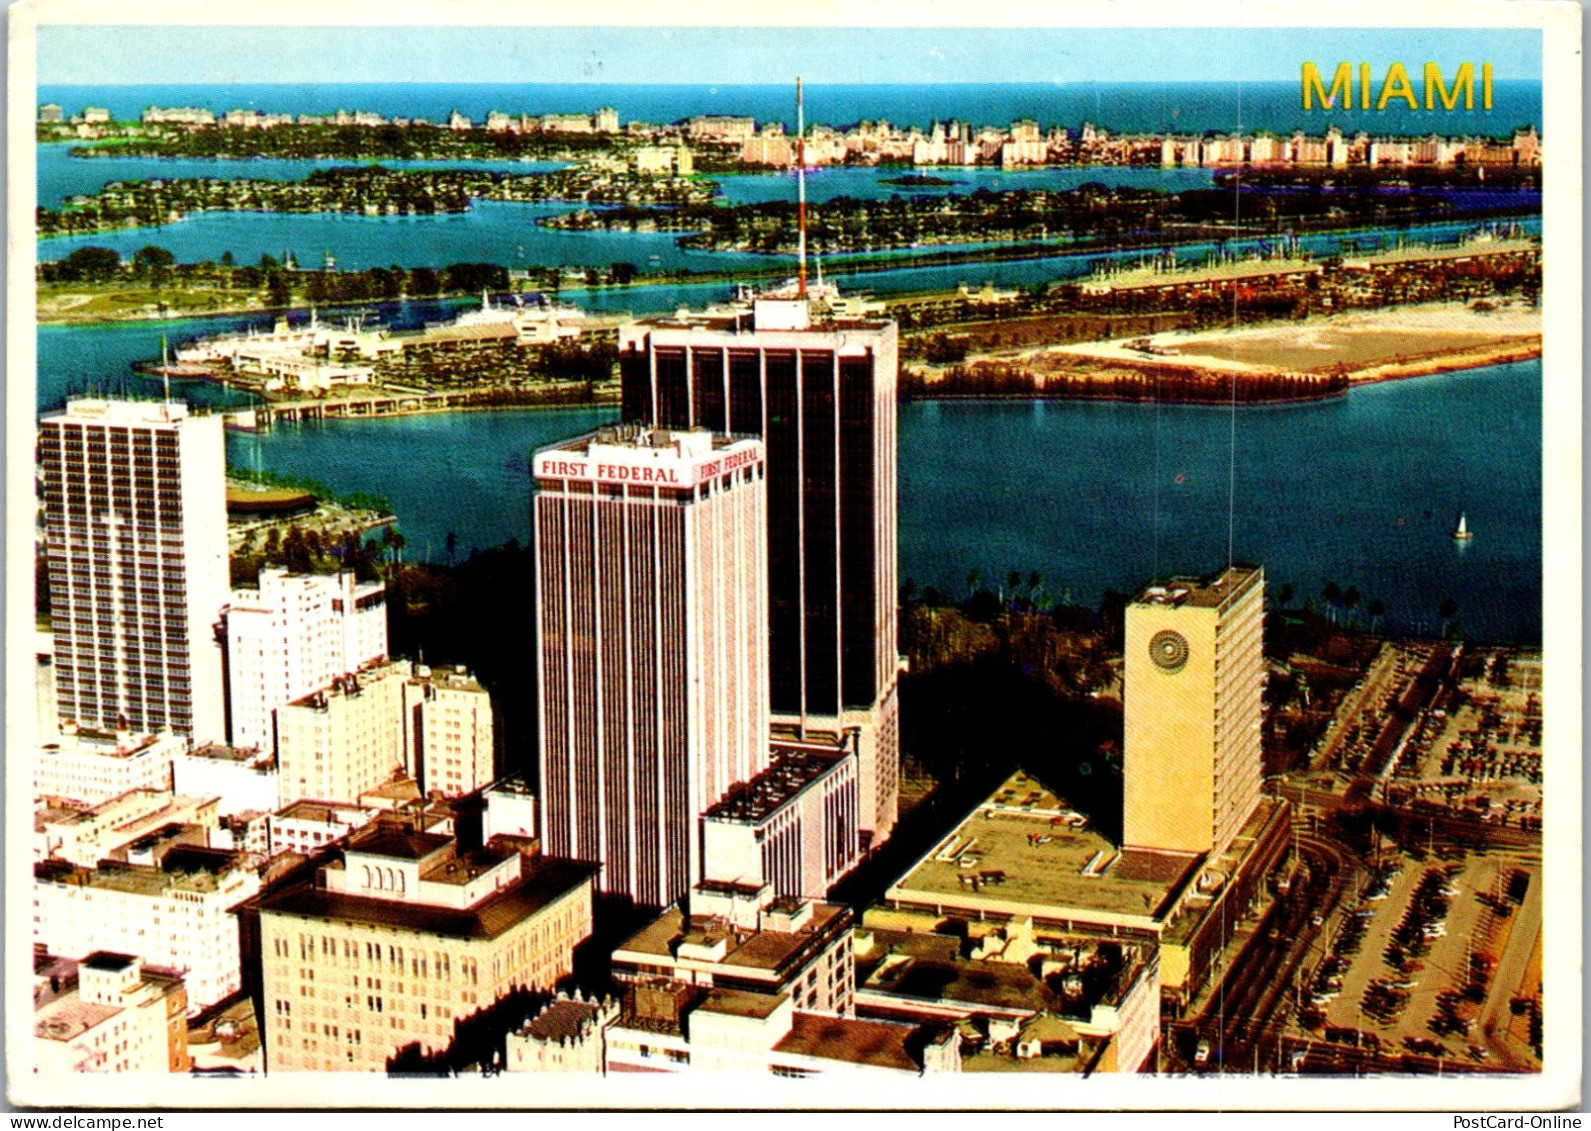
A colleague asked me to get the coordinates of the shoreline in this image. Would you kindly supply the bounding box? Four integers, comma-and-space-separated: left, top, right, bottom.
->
230, 338, 1534, 429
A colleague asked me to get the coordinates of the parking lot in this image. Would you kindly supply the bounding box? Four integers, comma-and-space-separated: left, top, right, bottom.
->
1291, 845, 1539, 1065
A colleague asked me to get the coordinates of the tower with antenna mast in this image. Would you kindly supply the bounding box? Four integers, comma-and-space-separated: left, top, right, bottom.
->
797, 74, 807, 298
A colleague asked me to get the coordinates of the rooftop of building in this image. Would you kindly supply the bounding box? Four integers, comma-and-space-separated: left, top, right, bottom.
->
772, 1012, 937, 1073
186, 743, 276, 767
343, 821, 451, 861
697, 987, 788, 1020
855, 922, 1143, 1018
258, 855, 593, 939
1133, 564, 1263, 611
622, 300, 894, 339
519, 995, 611, 1043
703, 750, 845, 823
616, 901, 850, 977
42, 726, 178, 757
410, 663, 486, 692
885, 771, 1200, 925
485, 773, 535, 800
44, 397, 198, 427
275, 799, 372, 825
36, 845, 250, 895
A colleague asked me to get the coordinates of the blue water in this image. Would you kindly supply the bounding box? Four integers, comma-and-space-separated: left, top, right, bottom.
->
38, 200, 785, 272
35, 142, 566, 208
710, 165, 1218, 204
200, 361, 1544, 644
38, 81, 1543, 137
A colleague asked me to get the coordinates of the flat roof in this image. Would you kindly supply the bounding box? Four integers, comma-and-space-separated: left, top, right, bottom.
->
886, 771, 1198, 925
703, 750, 844, 823
1133, 565, 1263, 610
259, 857, 593, 940
697, 987, 787, 1020
616, 902, 850, 977
773, 1013, 923, 1073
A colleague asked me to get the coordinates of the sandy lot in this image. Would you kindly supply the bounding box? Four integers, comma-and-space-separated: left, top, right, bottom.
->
1040, 302, 1542, 377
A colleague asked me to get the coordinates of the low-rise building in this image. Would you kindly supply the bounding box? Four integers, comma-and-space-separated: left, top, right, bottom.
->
700, 742, 860, 901
506, 992, 619, 1072
851, 913, 1161, 1073
36, 790, 219, 867
257, 820, 595, 1071
34, 846, 261, 1011
174, 744, 279, 817
611, 882, 855, 1015
36, 725, 182, 806
268, 799, 378, 858
34, 952, 190, 1075
879, 771, 1289, 1014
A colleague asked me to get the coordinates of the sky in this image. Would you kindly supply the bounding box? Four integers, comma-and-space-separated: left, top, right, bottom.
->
36, 25, 1542, 86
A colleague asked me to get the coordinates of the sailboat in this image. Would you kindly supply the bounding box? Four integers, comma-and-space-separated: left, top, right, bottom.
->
1453, 512, 1474, 540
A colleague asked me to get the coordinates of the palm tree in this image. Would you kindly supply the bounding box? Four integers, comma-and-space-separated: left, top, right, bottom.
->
1367, 598, 1386, 634
1342, 585, 1361, 627
1437, 597, 1459, 638
445, 529, 458, 566
1321, 581, 1343, 624
1276, 582, 1295, 608
966, 568, 982, 598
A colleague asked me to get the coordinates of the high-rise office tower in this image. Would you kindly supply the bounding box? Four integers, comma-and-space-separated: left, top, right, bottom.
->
534, 426, 768, 907
1123, 566, 1265, 858
39, 398, 229, 743
618, 297, 901, 846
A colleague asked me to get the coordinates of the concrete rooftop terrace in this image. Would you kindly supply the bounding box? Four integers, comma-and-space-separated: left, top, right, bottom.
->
885, 772, 1200, 930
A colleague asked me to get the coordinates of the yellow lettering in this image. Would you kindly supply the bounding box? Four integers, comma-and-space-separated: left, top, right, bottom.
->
1483, 63, 1493, 109
1360, 63, 1371, 109
1302, 62, 1353, 110
1376, 63, 1419, 111
1425, 62, 1475, 111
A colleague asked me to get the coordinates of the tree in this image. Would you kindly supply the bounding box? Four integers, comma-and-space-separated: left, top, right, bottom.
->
132, 245, 175, 273
1342, 585, 1362, 626
60, 245, 122, 282
1276, 582, 1295, 608
1321, 581, 1343, 625
966, 569, 982, 598
445, 530, 458, 566
1367, 598, 1386, 634
266, 270, 291, 308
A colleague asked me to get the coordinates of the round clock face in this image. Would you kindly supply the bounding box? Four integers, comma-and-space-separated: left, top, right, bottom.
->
1149, 629, 1190, 672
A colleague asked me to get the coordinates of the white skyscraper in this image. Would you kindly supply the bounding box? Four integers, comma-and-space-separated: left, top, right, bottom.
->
535, 426, 769, 907
224, 566, 387, 753
39, 398, 229, 743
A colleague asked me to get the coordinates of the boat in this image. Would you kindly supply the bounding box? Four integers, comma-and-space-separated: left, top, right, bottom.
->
1454, 512, 1474, 540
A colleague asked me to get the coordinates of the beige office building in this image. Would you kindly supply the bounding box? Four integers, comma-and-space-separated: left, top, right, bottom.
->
1123, 566, 1265, 858
258, 821, 594, 1071
275, 660, 407, 807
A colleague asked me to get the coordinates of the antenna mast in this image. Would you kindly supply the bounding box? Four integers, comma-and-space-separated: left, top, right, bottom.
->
160, 334, 171, 403
796, 75, 807, 298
